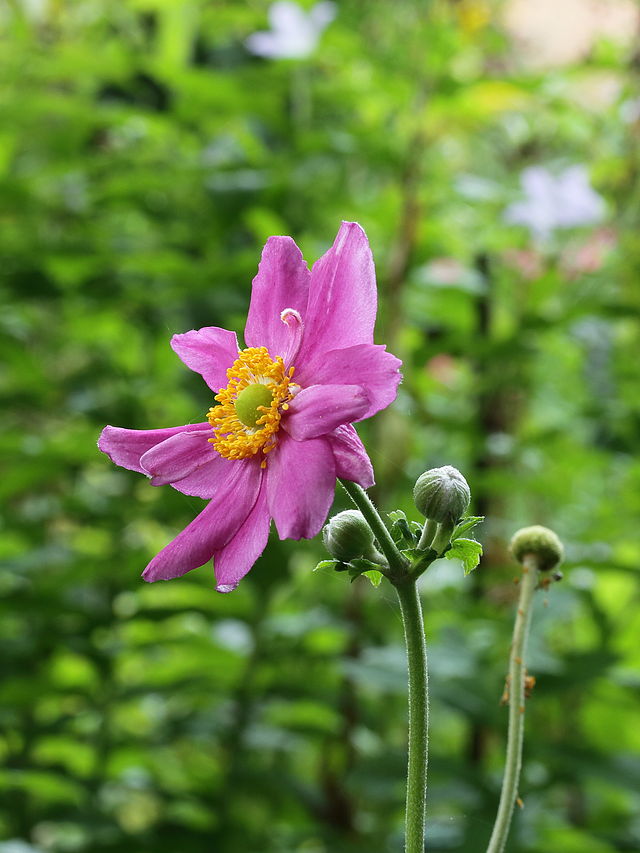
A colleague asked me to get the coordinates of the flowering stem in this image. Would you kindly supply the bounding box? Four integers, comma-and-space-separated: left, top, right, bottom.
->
338, 479, 428, 850
393, 576, 429, 853
338, 479, 408, 576
486, 555, 538, 853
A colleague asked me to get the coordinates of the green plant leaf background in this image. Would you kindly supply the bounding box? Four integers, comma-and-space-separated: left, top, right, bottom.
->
1, 2, 639, 851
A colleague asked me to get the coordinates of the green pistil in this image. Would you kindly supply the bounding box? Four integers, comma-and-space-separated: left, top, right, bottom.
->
234, 383, 273, 428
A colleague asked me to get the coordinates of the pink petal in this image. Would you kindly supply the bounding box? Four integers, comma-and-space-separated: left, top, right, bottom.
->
266, 432, 335, 540
213, 482, 271, 593
244, 236, 310, 359
299, 222, 377, 363
140, 429, 212, 484
326, 424, 374, 489
283, 384, 370, 441
170, 327, 239, 392
142, 459, 263, 582
139, 429, 234, 499
98, 423, 209, 474
296, 344, 402, 420
168, 454, 236, 499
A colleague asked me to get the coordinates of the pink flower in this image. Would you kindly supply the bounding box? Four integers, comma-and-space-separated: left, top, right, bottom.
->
99, 222, 401, 592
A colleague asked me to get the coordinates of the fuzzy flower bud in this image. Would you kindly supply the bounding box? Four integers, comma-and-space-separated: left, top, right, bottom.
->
322, 510, 375, 563
510, 525, 564, 571
413, 465, 471, 524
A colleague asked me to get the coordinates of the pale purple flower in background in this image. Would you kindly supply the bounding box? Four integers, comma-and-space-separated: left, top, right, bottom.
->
504, 165, 605, 241
245, 1, 336, 60
99, 223, 401, 592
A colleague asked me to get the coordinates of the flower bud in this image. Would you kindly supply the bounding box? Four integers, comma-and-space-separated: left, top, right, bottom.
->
413, 465, 471, 524
322, 510, 375, 563
510, 525, 564, 571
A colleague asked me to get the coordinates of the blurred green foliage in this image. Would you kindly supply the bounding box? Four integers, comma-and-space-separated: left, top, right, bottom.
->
1, 1, 640, 851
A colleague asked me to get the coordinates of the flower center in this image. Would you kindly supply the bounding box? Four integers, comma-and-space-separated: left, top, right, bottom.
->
207, 346, 296, 466
234, 383, 274, 428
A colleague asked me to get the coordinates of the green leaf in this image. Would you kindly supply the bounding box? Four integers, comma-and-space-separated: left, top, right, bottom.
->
313, 560, 338, 572
402, 548, 418, 560
313, 560, 350, 573
388, 509, 417, 546
452, 516, 485, 539
349, 557, 382, 572
347, 557, 385, 585
445, 538, 483, 575
387, 510, 407, 523
405, 547, 439, 577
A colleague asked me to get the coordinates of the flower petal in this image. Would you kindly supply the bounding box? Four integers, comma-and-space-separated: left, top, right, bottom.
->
168, 454, 236, 499
244, 236, 310, 358
296, 344, 402, 419
140, 429, 212, 484
98, 423, 209, 475
213, 482, 271, 593
170, 327, 239, 392
283, 384, 370, 441
326, 424, 374, 489
266, 432, 335, 540
140, 429, 233, 498
299, 222, 377, 362
142, 460, 263, 582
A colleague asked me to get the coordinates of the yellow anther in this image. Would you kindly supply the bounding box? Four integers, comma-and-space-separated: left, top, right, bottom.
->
207, 347, 295, 463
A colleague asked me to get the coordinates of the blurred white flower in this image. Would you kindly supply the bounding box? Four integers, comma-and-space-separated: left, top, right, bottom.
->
504, 165, 605, 240
246, 1, 336, 60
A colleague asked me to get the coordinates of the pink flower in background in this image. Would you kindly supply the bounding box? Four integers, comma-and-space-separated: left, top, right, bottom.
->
425, 354, 459, 388
560, 227, 617, 278
245, 1, 336, 60
99, 222, 401, 592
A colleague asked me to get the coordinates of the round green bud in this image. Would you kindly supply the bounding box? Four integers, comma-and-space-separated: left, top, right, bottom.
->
510, 525, 564, 571
322, 510, 375, 562
413, 465, 471, 524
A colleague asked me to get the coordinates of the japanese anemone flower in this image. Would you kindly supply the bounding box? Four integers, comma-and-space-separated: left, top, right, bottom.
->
99, 222, 401, 592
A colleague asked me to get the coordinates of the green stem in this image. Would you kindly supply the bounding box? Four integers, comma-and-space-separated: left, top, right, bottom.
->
417, 518, 437, 550
339, 479, 428, 850
486, 555, 538, 853
431, 520, 454, 556
339, 479, 408, 577
394, 577, 429, 852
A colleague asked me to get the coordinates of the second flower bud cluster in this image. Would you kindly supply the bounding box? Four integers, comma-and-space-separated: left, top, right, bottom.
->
322, 466, 473, 578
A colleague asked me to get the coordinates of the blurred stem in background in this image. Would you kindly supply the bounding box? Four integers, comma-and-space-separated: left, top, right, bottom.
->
487, 527, 564, 853
485, 556, 537, 853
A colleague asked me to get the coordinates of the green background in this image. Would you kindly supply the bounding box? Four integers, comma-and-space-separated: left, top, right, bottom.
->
1, 1, 639, 851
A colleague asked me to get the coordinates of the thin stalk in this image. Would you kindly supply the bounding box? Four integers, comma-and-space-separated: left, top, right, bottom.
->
486, 555, 538, 853
394, 577, 429, 853
431, 521, 455, 556
339, 479, 408, 577
417, 518, 437, 550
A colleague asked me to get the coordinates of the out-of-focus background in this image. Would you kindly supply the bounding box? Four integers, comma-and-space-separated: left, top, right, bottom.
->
1, 1, 639, 851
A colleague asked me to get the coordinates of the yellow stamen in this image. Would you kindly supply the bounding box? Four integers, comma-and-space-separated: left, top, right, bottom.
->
207, 347, 296, 465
